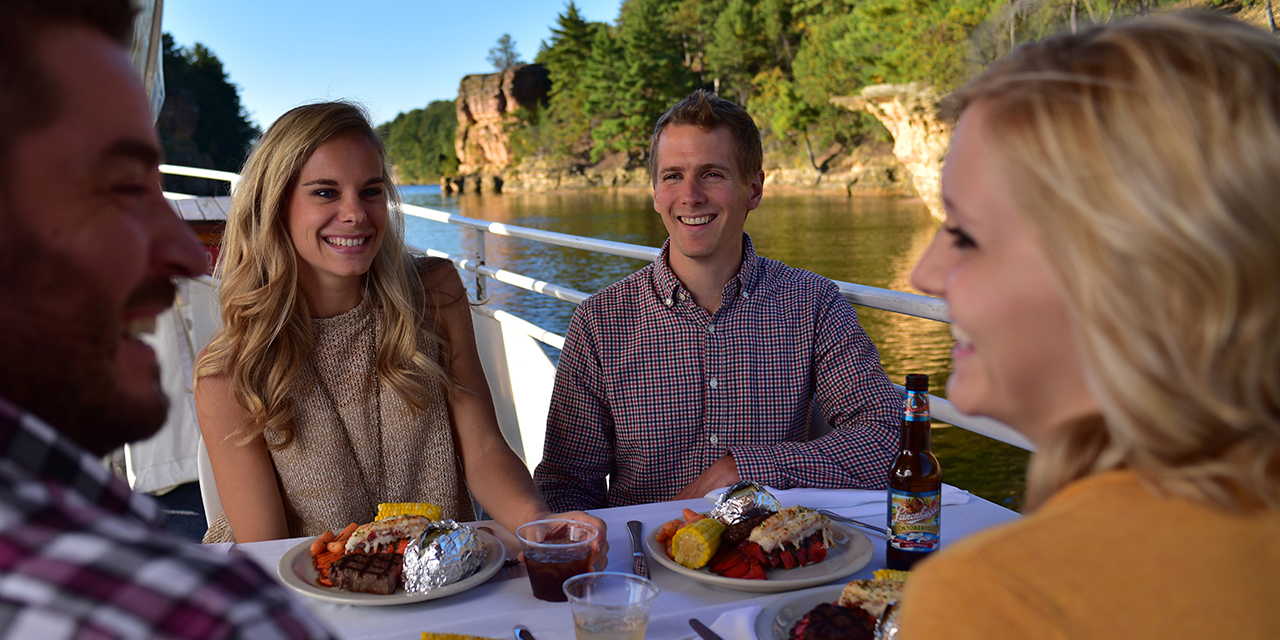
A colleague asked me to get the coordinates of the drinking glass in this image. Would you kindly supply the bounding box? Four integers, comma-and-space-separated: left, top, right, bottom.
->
563, 572, 659, 640
516, 519, 598, 602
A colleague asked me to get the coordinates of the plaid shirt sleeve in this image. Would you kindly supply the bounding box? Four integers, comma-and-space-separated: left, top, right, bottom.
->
729, 277, 901, 490
534, 301, 615, 512
0, 400, 336, 640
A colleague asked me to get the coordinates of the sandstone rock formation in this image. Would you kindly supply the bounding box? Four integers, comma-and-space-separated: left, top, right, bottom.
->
451, 64, 550, 192
499, 152, 651, 192
763, 140, 907, 195
832, 83, 953, 220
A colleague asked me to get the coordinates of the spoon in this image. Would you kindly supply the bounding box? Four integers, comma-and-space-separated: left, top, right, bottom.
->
513, 624, 535, 640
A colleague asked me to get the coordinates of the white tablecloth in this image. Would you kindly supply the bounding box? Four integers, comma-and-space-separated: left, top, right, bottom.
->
229, 485, 1018, 640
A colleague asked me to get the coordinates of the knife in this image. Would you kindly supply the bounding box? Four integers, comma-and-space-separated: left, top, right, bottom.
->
689, 618, 726, 640
626, 520, 650, 578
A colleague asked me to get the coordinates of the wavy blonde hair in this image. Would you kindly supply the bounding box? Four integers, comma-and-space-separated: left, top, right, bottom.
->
950, 12, 1280, 511
195, 101, 452, 448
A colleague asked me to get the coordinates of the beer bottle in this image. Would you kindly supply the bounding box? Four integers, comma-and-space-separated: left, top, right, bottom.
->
886, 374, 942, 570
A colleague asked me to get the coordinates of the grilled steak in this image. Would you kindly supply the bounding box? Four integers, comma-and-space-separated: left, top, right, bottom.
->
720, 512, 774, 549
330, 552, 403, 595
789, 602, 877, 640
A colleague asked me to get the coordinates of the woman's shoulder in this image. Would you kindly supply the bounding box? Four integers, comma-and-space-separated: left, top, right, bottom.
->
412, 255, 466, 303
413, 255, 453, 276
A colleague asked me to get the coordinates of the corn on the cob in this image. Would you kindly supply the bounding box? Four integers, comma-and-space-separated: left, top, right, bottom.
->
672, 517, 725, 569
873, 568, 909, 582
377, 502, 441, 521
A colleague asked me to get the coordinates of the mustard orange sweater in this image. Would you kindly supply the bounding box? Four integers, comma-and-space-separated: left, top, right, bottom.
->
898, 470, 1280, 639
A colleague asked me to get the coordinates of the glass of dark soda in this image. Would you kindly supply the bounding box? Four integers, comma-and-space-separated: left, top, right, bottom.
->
516, 519, 599, 602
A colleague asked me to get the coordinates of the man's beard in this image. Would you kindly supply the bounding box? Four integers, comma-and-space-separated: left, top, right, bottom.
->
0, 228, 176, 456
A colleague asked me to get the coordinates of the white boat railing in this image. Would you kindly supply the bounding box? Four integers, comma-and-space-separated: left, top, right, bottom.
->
160, 166, 1032, 452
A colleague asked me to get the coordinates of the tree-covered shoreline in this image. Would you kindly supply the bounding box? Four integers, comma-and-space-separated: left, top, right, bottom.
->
160, 1, 1272, 188
380, 0, 1272, 186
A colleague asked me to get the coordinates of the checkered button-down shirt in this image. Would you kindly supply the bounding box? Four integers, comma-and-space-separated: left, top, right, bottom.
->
0, 396, 335, 640
535, 235, 901, 510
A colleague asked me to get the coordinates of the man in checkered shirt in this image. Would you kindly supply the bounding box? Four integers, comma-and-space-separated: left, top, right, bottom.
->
0, 1, 334, 637
535, 90, 902, 511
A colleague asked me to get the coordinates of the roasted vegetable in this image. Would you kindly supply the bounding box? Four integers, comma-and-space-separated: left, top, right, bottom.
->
376, 502, 442, 521
672, 517, 726, 569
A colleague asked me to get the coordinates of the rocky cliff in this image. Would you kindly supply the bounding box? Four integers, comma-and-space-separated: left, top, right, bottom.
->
832, 83, 953, 221
449, 64, 550, 193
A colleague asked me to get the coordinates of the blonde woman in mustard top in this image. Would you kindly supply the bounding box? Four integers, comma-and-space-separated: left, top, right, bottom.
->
902, 12, 1280, 639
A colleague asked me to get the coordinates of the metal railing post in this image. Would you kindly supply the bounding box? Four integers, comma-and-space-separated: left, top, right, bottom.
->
472, 228, 488, 304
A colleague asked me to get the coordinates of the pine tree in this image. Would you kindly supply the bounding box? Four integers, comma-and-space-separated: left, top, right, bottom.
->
535, 2, 603, 159
487, 34, 524, 71
586, 0, 697, 163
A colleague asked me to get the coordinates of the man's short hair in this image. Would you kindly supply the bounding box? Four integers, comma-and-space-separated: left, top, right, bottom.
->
0, 0, 136, 177
648, 89, 763, 186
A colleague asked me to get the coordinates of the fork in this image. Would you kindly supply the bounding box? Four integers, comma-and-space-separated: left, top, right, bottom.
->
818, 510, 890, 537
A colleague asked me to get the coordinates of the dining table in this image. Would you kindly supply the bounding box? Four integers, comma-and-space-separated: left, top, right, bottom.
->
225, 484, 1018, 640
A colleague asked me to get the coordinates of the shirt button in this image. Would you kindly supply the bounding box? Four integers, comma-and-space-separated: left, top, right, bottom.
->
742, 291, 750, 299
709, 434, 720, 445
708, 323, 716, 334
679, 291, 687, 301
664, 297, 672, 306
709, 378, 719, 389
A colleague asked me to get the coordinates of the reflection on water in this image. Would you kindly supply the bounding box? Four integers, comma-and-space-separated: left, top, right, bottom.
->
401, 185, 952, 388
401, 185, 1029, 511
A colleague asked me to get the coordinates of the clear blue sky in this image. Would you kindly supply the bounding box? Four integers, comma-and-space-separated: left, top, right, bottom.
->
163, 0, 624, 129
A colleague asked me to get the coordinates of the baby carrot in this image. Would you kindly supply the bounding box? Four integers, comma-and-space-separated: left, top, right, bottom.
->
309, 530, 335, 557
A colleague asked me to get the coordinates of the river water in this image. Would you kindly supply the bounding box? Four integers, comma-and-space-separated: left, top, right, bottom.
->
399, 184, 1029, 510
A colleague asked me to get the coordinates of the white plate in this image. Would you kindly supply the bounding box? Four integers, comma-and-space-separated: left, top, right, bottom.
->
754, 584, 845, 640
644, 521, 872, 594
276, 530, 505, 605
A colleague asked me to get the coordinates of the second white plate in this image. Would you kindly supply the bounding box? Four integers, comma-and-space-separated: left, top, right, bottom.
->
754, 584, 845, 640
644, 521, 872, 593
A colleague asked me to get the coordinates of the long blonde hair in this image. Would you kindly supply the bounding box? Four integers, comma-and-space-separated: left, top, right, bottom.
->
951, 12, 1280, 511
195, 101, 452, 448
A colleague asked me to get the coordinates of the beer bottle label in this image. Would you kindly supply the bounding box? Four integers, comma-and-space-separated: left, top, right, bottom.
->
888, 488, 941, 553
904, 389, 930, 422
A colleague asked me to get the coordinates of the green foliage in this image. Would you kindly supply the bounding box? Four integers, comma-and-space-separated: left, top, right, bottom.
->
379, 101, 459, 184
487, 34, 524, 71
585, 0, 699, 163
531, 2, 605, 160
158, 33, 259, 177
385, 0, 1213, 179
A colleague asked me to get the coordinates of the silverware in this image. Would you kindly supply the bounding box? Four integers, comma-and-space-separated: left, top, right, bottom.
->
688, 618, 725, 640
818, 509, 890, 537
513, 624, 535, 640
626, 520, 650, 578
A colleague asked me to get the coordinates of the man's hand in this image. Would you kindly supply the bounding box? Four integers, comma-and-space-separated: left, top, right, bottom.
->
672, 454, 741, 501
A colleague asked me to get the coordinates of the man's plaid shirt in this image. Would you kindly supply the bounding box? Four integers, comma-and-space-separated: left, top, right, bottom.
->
0, 396, 334, 639
535, 235, 901, 510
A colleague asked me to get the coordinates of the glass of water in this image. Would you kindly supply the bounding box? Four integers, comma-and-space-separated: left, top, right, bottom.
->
562, 572, 659, 640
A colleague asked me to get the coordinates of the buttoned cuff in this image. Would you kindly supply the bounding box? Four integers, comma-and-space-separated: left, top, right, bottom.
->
727, 444, 787, 489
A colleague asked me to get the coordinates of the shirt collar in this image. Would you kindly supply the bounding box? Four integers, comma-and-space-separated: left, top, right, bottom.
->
0, 395, 164, 524
652, 233, 761, 306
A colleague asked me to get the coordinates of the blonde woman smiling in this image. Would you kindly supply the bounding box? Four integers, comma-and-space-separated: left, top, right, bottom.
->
900, 13, 1280, 639
195, 102, 604, 555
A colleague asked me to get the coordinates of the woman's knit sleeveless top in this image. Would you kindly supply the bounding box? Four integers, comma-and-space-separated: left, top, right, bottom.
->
202, 296, 474, 543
